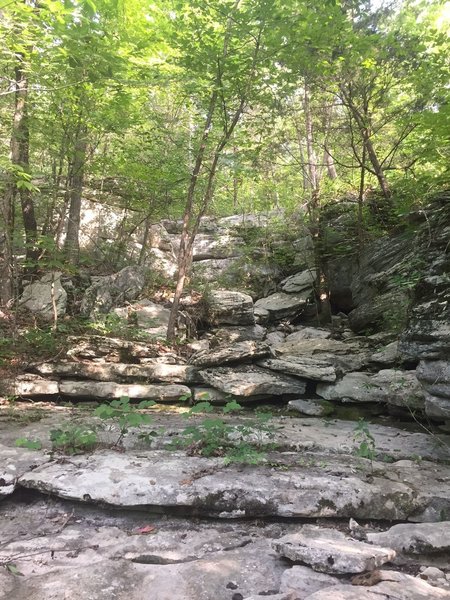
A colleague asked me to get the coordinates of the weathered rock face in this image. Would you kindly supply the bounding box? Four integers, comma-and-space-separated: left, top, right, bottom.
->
198, 365, 306, 399
316, 370, 424, 410
367, 521, 450, 554
0, 444, 50, 497
288, 399, 334, 416
58, 381, 191, 402
258, 357, 336, 382
114, 299, 171, 339
189, 341, 270, 368
66, 335, 171, 363
209, 324, 266, 344
348, 289, 410, 334
273, 525, 396, 574
280, 270, 317, 294
1, 374, 59, 397
203, 290, 255, 326
81, 266, 146, 317
254, 290, 312, 321
19, 272, 67, 320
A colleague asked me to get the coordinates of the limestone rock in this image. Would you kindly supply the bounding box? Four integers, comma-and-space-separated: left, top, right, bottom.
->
189, 341, 270, 367
0, 444, 50, 497
255, 290, 311, 321
210, 325, 266, 344
146, 247, 177, 278
192, 257, 238, 283
280, 566, 339, 597
1, 374, 58, 397
367, 521, 450, 554
425, 394, 450, 419
370, 341, 400, 366
199, 365, 306, 398
204, 290, 255, 326
317, 370, 424, 410
81, 266, 146, 317
280, 270, 317, 294
285, 327, 332, 342
34, 361, 201, 384
58, 380, 191, 402
288, 399, 335, 417
417, 360, 450, 399
192, 387, 230, 405
66, 335, 165, 362
114, 299, 171, 339
19, 271, 67, 320
348, 289, 410, 334
258, 356, 336, 382
272, 525, 396, 574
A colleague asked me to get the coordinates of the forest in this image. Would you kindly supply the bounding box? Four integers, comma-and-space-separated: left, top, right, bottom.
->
0, 0, 449, 325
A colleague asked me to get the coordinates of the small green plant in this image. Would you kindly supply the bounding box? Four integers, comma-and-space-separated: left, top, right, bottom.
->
94, 396, 156, 446
353, 418, 376, 461
15, 437, 43, 451
50, 424, 98, 454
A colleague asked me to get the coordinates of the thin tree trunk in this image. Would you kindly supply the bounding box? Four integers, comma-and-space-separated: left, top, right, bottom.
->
64, 125, 88, 264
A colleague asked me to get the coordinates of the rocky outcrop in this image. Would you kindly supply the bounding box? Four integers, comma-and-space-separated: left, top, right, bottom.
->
367, 521, 450, 554
59, 380, 191, 402
19, 271, 67, 320
189, 341, 269, 367
203, 290, 255, 326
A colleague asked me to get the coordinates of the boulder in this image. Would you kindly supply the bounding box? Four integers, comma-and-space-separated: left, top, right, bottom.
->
58, 380, 191, 402
284, 327, 332, 342
66, 335, 167, 362
288, 399, 335, 417
145, 247, 177, 278
1, 374, 59, 397
370, 341, 400, 366
254, 290, 312, 321
210, 325, 266, 345
258, 357, 336, 382
19, 271, 67, 320
316, 370, 424, 410
0, 444, 50, 498
424, 394, 450, 420
114, 299, 171, 339
199, 365, 306, 398
204, 290, 255, 326
367, 521, 450, 554
189, 341, 270, 367
191, 233, 245, 261
416, 360, 450, 399
34, 361, 201, 384
348, 289, 410, 334
81, 266, 146, 317
280, 269, 317, 294
279, 566, 339, 598
272, 525, 396, 574
192, 257, 238, 283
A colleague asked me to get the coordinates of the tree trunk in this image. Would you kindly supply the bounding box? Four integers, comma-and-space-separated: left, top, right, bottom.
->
64, 125, 88, 264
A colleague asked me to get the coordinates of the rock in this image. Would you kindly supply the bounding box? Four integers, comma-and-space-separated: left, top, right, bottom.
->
348, 289, 410, 334
19, 271, 67, 320
146, 247, 177, 278
81, 266, 146, 317
285, 327, 332, 342
370, 341, 400, 366
0, 444, 50, 497
425, 394, 450, 419
265, 331, 286, 346
272, 525, 396, 574
367, 522, 450, 554
258, 356, 336, 382
66, 335, 166, 362
280, 270, 317, 294
147, 223, 174, 251
58, 381, 191, 402
192, 257, 238, 283
210, 325, 266, 344
1, 374, 59, 397
199, 365, 306, 398
254, 306, 270, 324
288, 399, 335, 417
189, 341, 270, 367
279, 565, 339, 597
254, 291, 312, 321
192, 387, 231, 405
305, 574, 450, 599
34, 361, 201, 384
273, 338, 370, 374
114, 299, 171, 339
16, 450, 450, 520
316, 370, 424, 410
417, 360, 450, 398
190, 233, 244, 261
204, 290, 255, 326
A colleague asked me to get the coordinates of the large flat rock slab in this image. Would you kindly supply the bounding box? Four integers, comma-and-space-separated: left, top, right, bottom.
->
16, 450, 450, 521
273, 525, 396, 574
198, 365, 306, 398
367, 521, 450, 554
58, 381, 191, 401
0, 444, 50, 497
189, 341, 269, 367
258, 356, 336, 382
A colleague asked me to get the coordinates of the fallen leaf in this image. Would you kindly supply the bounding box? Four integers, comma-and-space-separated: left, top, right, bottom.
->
134, 525, 157, 535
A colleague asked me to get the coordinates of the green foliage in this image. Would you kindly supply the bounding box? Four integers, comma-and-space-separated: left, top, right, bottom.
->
173, 399, 276, 464
94, 396, 156, 446
15, 438, 43, 451
353, 418, 376, 461
50, 424, 97, 454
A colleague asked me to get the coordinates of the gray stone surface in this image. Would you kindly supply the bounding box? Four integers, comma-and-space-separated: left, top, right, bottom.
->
367, 521, 450, 554
425, 394, 450, 419
19, 272, 67, 320
189, 341, 270, 367
288, 399, 334, 417
258, 356, 336, 382
1, 374, 59, 397
210, 325, 266, 344
204, 290, 255, 326
317, 370, 424, 410
370, 341, 400, 366
280, 565, 339, 597
199, 365, 306, 398
280, 270, 317, 294
0, 444, 50, 497
255, 291, 311, 321
417, 360, 450, 399
34, 361, 201, 384
58, 380, 191, 402
66, 335, 167, 362
273, 525, 396, 574
285, 327, 332, 342
114, 299, 171, 338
